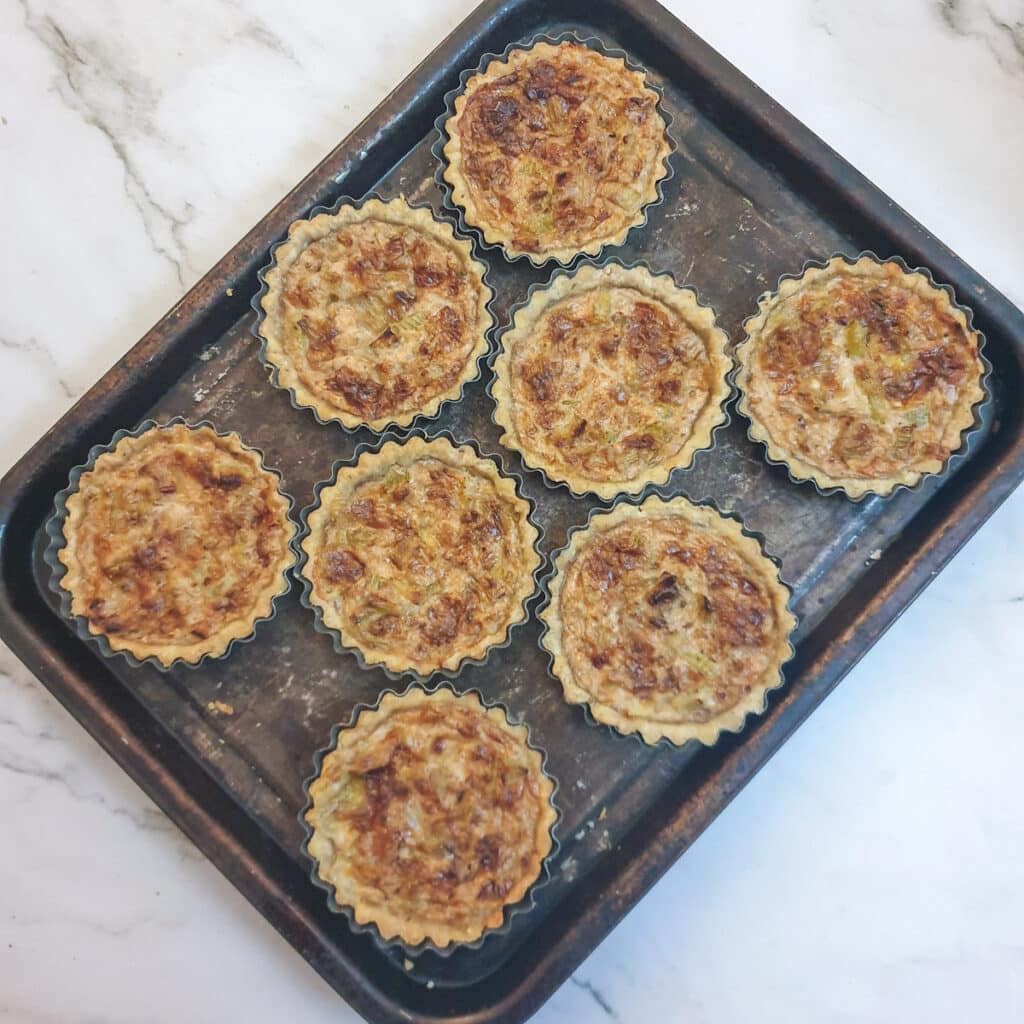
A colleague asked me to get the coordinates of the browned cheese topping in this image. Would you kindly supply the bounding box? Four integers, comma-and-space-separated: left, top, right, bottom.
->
748, 273, 983, 481
561, 516, 783, 724
65, 427, 290, 648
279, 219, 483, 422
455, 43, 666, 256
307, 702, 550, 937
508, 286, 713, 483
312, 458, 530, 670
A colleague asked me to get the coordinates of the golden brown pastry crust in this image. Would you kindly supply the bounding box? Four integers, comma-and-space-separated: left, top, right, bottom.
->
736, 256, 986, 498
492, 262, 731, 498
443, 41, 671, 264
57, 423, 295, 667
300, 436, 540, 676
304, 687, 556, 948
258, 197, 492, 430
540, 496, 795, 746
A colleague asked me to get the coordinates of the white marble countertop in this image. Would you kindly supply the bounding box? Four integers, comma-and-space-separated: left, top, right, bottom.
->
2, 1, 1023, 1021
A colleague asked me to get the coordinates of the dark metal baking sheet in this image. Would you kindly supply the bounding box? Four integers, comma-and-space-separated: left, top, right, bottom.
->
0, 0, 1021, 1022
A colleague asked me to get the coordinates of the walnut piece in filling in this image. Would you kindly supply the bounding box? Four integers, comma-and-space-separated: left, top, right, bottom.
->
737, 256, 985, 498
541, 496, 795, 745
300, 436, 540, 676
304, 687, 557, 947
258, 197, 492, 430
57, 423, 295, 666
492, 262, 731, 498
443, 41, 671, 263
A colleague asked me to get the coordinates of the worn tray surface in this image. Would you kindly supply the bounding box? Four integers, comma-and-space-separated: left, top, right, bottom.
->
4, 0, 1023, 1021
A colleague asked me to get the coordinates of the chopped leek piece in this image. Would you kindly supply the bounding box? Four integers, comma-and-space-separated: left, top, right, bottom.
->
642, 421, 670, 443
844, 321, 868, 358
417, 527, 440, 552
393, 311, 425, 335
904, 405, 930, 427
892, 426, 914, 453
383, 464, 409, 490
594, 291, 612, 321
681, 651, 717, 677
338, 775, 366, 809
532, 213, 555, 235
361, 604, 393, 622
867, 392, 887, 424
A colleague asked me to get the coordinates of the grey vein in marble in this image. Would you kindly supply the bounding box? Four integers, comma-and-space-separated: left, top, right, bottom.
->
937, 0, 1024, 75
17, 0, 196, 289
0, 655, 202, 864
569, 977, 622, 1021
0, 335, 78, 400
233, 17, 301, 66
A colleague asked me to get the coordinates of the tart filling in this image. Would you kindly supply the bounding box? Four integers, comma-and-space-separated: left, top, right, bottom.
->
56, 423, 295, 667
304, 687, 557, 948
540, 496, 795, 746
300, 436, 540, 676
736, 256, 986, 498
257, 197, 492, 430
492, 262, 731, 498
442, 41, 671, 264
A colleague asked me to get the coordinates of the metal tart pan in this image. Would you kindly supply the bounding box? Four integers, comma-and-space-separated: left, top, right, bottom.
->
431, 30, 676, 270
535, 491, 798, 749
293, 425, 547, 685
733, 251, 995, 502
298, 679, 561, 972
485, 254, 735, 502
250, 192, 498, 435
43, 416, 297, 672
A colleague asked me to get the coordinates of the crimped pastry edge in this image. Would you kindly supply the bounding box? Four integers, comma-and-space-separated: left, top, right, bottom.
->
439, 36, 674, 267
255, 194, 493, 432
297, 430, 543, 680
735, 253, 990, 500
47, 419, 296, 670
538, 493, 797, 747
490, 260, 733, 499
300, 682, 560, 954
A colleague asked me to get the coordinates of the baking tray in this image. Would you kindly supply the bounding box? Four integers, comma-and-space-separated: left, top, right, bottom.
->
0, 0, 1021, 1021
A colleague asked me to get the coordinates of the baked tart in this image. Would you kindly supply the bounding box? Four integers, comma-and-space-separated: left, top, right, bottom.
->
303, 686, 557, 948
540, 495, 795, 746
736, 255, 987, 498
492, 262, 731, 498
257, 196, 492, 430
299, 435, 540, 677
442, 40, 671, 264
54, 422, 295, 667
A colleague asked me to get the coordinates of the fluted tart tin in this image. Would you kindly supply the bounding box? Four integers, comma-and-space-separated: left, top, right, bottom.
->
432, 31, 675, 268
299, 681, 560, 962
294, 426, 545, 683
252, 192, 496, 434
735, 251, 993, 501
43, 418, 297, 671
538, 492, 797, 747
489, 257, 733, 500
